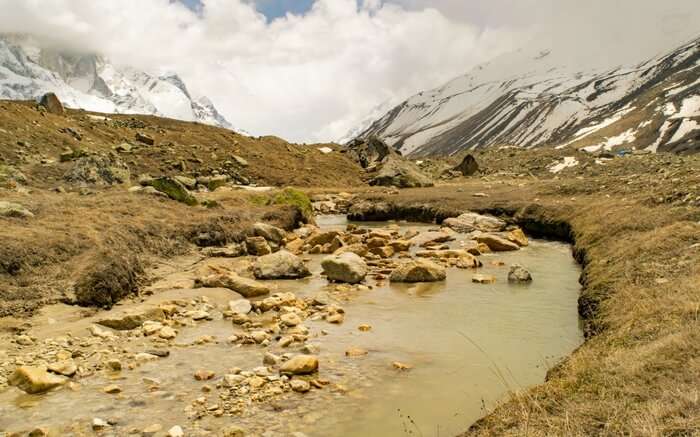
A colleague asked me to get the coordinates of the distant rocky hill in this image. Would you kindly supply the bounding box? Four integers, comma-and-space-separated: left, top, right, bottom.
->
353, 36, 700, 156
0, 34, 239, 131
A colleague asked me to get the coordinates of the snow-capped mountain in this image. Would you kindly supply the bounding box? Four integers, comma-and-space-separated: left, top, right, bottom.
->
354, 36, 700, 156
0, 34, 238, 131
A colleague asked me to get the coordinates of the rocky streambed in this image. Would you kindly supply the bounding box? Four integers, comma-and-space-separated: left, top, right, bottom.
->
0, 210, 583, 437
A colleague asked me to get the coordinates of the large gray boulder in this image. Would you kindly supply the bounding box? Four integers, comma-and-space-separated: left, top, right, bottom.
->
321, 252, 368, 284
253, 250, 311, 279
39, 92, 64, 115
370, 156, 433, 188
508, 264, 533, 283
390, 259, 446, 283
443, 213, 507, 233
344, 137, 394, 170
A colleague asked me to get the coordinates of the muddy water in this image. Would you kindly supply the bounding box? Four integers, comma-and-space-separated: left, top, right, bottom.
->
0, 216, 583, 436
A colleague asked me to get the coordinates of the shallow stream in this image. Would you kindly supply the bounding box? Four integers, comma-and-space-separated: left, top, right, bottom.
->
0, 215, 583, 436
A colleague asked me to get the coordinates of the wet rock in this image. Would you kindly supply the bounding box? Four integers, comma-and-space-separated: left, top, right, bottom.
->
506, 228, 529, 247
144, 177, 197, 205
253, 251, 311, 280
290, 379, 311, 393
358, 324, 372, 332
8, 366, 66, 394
392, 361, 413, 371
472, 274, 497, 284
334, 243, 369, 257
158, 326, 177, 340
106, 359, 123, 371
389, 240, 412, 252
390, 260, 446, 283
168, 425, 185, 437
47, 360, 77, 377
98, 308, 166, 331
279, 355, 319, 375
221, 425, 246, 437
326, 313, 344, 324
452, 154, 479, 176
475, 234, 520, 252
443, 213, 506, 233
194, 370, 215, 381
278, 310, 302, 326
0, 201, 34, 218
307, 231, 342, 248
203, 243, 247, 258
197, 272, 270, 298
92, 418, 110, 430
369, 245, 394, 258
39, 92, 64, 114
253, 222, 287, 245
345, 347, 368, 357
229, 299, 252, 314
508, 264, 533, 283
321, 252, 368, 284
416, 249, 481, 268
410, 231, 454, 247
246, 236, 272, 256
263, 352, 281, 365
142, 321, 164, 336
103, 384, 122, 394
251, 331, 270, 344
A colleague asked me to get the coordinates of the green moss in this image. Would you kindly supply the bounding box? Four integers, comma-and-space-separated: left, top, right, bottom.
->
149, 177, 198, 206
269, 187, 314, 222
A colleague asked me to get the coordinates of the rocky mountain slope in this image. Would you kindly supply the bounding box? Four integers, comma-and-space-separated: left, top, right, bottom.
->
0, 34, 238, 131
354, 36, 700, 156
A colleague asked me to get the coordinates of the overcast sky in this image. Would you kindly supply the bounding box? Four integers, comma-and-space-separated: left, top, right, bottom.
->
0, 0, 698, 142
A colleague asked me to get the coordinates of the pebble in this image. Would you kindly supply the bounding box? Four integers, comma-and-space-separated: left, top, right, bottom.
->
357, 324, 372, 332
194, 370, 215, 381
168, 425, 185, 437
290, 379, 311, 393
103, 384, 122, 394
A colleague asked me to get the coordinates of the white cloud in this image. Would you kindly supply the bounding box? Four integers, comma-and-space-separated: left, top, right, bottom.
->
0, 0, 698, 142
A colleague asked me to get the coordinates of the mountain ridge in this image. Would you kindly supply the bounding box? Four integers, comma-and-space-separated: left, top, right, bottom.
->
353, 35, 700, 156
0, 34, 238, 131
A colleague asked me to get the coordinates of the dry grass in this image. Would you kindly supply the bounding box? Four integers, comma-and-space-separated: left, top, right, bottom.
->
0, 189, 300, 315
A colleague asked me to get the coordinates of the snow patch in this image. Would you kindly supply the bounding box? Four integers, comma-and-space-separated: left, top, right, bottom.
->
582, 128, 636, 153
549, 156, 579, 173
671, 96, 700, 119
668, 119, 699, 143
317, 147, 333, 154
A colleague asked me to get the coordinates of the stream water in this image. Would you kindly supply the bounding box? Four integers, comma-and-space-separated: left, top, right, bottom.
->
0, 215, 583, 436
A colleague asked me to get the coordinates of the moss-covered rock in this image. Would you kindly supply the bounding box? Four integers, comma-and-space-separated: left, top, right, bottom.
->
147, 177, 198, 205
269, 188, 313, 222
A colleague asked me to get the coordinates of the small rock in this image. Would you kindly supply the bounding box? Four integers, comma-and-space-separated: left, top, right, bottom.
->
229, 299, 252, 314
263, 352, 281, 365
390, 259, 446, 283
106, 359, 123, 371
194, 370, 215, 381
279, 355, 319, 375
168, 425, 185, 437
253, 251, 311, 280
47, 360, 77, 377
92, 418, 110, 430
8, 366, 66, 394
392, 361, 413, 371
103, 384, 122, 394
290, 379, 311, 393
280, 312, 302, 327
221, 425, 246, 437
142, 424, 163, 436
508, 264, 533, 283
472, 274, 497, 284
345, 347, 368, 357
358, 324, 372, 332
158, 326, 177, 340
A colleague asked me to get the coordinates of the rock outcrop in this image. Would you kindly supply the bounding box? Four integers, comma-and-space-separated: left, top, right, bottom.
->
39, 92, 64, 114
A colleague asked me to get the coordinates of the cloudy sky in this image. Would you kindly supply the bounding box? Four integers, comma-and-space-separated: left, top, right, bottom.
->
1, 0, 698, 142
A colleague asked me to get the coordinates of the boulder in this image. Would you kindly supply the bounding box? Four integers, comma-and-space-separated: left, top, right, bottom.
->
253, 222, 287, 245
197, 272, 270, 298
229, 299, 252, 314
370, 156, 434, 188
145, 177, 197, 205
475, 234, 520, 252
253, 251, 311, 279
246, 236, 272, 256
508, 264, 533, 283
443, 213, 507, 233
453, 154, 479, 176
8, 366, 66, 394
39, 92, 64, 114
63, 155, 130, 186
390, 259, 446, 283
344, 137, 394, 169
279, 355, 319, 375
0, 201, 34, 218
321, 252, 368, 284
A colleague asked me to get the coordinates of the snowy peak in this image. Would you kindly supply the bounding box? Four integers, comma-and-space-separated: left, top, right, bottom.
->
0, 34, 239, 131
355, 36, 700, 155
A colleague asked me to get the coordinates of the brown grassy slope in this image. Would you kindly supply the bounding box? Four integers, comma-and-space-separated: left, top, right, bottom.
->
0, 100, 363, 188
352, 154, 700, 436
0, 188, 301, 318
